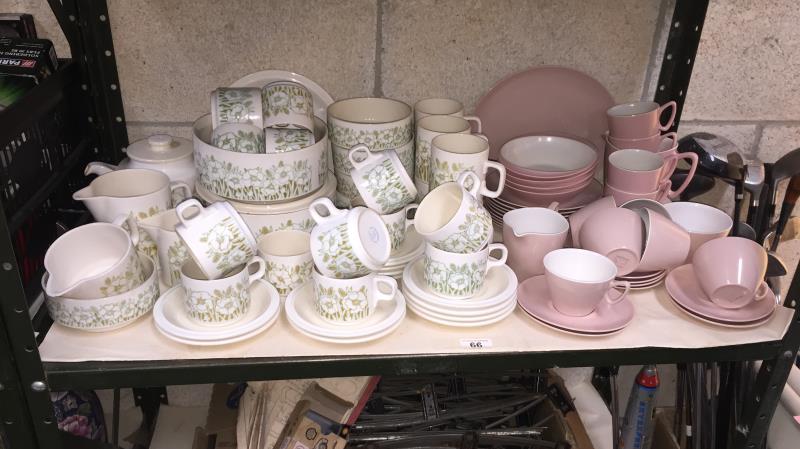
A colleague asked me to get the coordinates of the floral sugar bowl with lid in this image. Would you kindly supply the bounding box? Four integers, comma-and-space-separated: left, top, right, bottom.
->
86, 134, 197, 191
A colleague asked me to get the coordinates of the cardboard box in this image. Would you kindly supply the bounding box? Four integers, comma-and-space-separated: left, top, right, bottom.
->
276, 384, 351, 449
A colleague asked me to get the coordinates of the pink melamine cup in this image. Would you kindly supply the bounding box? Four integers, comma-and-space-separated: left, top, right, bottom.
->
544, 248, 630, 316
604, 181, 672, 206
608, 132, 677, 153
607, 101, 677, 139
692, 237, 769, 309
637, 208, 691, 272
578, 207, 644, 275
567, 196, 616, 247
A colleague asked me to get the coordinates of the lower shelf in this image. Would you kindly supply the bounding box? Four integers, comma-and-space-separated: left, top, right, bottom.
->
39, 287, 797, 389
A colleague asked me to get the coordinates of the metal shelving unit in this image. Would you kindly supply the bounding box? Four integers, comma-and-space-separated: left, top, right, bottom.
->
0, 1, 798, 448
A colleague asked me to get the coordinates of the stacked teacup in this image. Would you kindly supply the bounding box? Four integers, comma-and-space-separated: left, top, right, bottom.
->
328, 98, 414, 207
43, 219, 160, 332
603, 101, 698, 204
401, 170, 516, 324
306, 198, 397, 325
209, 83, 316, 154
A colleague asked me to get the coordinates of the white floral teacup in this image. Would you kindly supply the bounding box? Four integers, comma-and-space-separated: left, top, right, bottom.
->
262, 81, 314, 131
380, 203, 417, 250
312, 270, 397, 324
348, 145, 417, 214
212, 123, 265, 154
415, 171, 494, 253
175, 199, 258, 280
180, 256, 265, 325
257, 229, 313, 298
429, 133, 506, 194
264, 128, 315, 153
308, 198, 391, 279
423, 243, 508, 299
210, 87, 263, 128
415, 115, 480, 189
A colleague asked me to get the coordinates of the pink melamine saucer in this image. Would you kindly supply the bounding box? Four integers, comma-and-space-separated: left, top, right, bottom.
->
517, 275, 634, 334
665, 264, 776, 323
672, 301, 774, 329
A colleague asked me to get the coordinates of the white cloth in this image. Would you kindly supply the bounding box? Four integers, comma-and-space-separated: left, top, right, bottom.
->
40, 287, 794, 362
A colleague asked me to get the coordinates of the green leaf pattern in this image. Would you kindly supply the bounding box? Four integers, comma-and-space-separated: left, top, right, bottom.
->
415, 136, 430, 183
328, 122, 413, 150
313, 284, 370, 322
266, 260, 313, 297
46, 281, 159, 330
270, 129, 314, 153
385, 220, 406, 250
263, 84, 313, 118
98, 251, 147, 297
430, 159, 474, 190
184, 281, 249, 323
256, 218, 316, 237
166, 239, 190, 285
423, 255, 485, 297
361, 159, 415, 212
217, 88, 258, 125
196, 155, 314, 202
315, 223, 369, 278
213, 129, 265, 154
432, 203, 492, 253
198, 216, 255, 273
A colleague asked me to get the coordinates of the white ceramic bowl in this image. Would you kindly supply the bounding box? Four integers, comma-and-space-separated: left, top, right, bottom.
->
193, 114, 329, 203
500, 135, 598, 175
195, 172, 336, 237
44, 254, 159, 332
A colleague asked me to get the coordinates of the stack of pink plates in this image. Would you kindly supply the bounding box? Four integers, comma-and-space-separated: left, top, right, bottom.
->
499, 135, 600, 203
665, 264, 777, 328
484, 181, 602, 230
617, 270, 667, 290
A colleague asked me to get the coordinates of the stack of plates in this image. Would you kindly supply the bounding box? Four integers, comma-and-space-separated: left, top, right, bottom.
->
617, 270, 667, 290
517, 275, 634, 337
376, 227, 424, 279
665, 264, 776, 328
285, 281, 406, 343
484, 182, 600, 229
401, 257, 518, 327
153, 280, 281, 346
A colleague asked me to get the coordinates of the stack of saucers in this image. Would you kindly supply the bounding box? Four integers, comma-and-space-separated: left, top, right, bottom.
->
401, 257, 518, 327
375, 227, 424, 280
617, 270, 667, 290
665, 237, 777, 328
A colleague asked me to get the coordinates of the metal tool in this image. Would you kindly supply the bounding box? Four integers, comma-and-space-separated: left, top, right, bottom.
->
770, 174, 800, 252
672, 170, 716, 201
744, 158, 766, 227
727, 152, 745, 236
677, 133, 740, 180
733, 222, 757, 240
759, 148, 800, 239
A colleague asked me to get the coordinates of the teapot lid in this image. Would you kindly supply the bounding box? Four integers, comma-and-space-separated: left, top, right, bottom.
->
125, 134, 192, 163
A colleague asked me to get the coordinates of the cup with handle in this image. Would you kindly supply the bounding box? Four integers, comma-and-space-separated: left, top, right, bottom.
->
429, 133, 506, 194
415, 115, 481, 191
348, 145, 417, 214
312, 270, 398, 324
692, 236, 768, 309
423, 242, 508, 298
606, 101, 677, 139
180, 256, 266, 324
578, 207, 644, 275
257, 230, 313, 298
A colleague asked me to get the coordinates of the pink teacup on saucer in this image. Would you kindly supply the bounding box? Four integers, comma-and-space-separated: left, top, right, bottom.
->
692, 237, 768, 309
543, 248, 631, 316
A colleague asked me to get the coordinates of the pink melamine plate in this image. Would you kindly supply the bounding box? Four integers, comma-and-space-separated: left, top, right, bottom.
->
672, 301, 774, 329
475, 66, 614, 160
517, 275, 634, 334
498, 179, 602, 209
665, 264, 776, 323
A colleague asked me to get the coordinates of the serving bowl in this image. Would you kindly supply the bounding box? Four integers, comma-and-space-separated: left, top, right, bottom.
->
44, 254, 159, 332
193, 114, 328, 203
195, 172, 336, 237
499, 135, 598, 178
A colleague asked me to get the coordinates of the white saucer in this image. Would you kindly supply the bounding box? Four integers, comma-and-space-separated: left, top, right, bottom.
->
406, 297, 517, 327
285, 281, 406, 343
153, 280, 281, 345
402, 257, 518, 310
404, 289, 516, 317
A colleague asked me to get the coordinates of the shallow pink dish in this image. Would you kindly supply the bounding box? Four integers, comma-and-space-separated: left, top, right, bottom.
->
664, 264, 775, 323
517, 275, 634, 333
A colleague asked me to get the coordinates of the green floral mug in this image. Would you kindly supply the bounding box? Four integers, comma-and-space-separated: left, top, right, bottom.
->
212, 123, 265, 154
180, 256, 265, 324
262, 81, 314, 131
264, 128, 315, 153
348, 145, 417, 214
256, 229, 313, 298
312, 270, 397, 323
210, 87, 263, 128
423, 242, 508, 299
